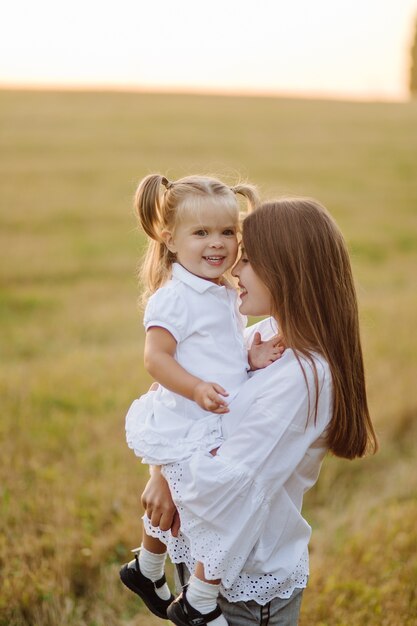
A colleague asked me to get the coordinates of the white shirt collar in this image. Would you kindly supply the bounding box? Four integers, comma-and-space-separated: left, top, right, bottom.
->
172, 263, 227, 294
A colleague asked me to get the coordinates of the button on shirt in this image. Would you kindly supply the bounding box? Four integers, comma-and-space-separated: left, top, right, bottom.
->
125, 263, 249, 464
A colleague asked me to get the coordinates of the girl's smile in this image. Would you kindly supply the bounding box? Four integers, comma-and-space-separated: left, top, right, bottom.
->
162, 204, 239, 283
203, 255, 227, 266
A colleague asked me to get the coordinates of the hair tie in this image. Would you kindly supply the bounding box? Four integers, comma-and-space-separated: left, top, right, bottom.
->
161, 176, 173, 190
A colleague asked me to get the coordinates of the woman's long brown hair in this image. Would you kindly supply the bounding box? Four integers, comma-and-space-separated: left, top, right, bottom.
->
243, 199, 378, 459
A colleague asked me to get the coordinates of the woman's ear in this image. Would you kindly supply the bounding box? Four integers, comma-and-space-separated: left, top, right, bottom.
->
161, 230, 177, 253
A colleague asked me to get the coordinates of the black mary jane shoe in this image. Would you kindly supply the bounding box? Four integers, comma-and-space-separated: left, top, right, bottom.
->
167, 586, 223, 626
119, 550, 174, 619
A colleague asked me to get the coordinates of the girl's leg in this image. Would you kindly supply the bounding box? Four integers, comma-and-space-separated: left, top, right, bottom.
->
195, 560, 220, 584
119, 526, 174, 618
138, 528, 172, 600
142, 529, 168, 554
177, 561, 227, 626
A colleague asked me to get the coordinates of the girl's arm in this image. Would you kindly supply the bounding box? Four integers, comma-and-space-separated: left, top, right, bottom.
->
248, 332, 285, 370
145, 326, 230, 414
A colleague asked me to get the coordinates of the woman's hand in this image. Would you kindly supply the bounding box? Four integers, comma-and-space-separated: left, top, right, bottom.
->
141, 466, 181, 536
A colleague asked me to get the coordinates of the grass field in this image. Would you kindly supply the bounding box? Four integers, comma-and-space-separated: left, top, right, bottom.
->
1, 88, 416, 625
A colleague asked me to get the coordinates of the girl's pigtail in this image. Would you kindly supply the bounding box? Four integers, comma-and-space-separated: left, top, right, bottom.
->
231, 183, 260, 216
135, 174, 165, 241
135, 174, 175, 302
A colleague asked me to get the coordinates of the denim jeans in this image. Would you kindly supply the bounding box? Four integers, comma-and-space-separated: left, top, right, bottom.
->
174, 563, 304, 626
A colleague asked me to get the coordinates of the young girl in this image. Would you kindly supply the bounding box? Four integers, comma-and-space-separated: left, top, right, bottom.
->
120, 174, 282, 624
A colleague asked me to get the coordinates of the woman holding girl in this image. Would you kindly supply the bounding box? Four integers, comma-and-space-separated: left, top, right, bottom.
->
121, 174, 282, 624
122, 175, 377, 626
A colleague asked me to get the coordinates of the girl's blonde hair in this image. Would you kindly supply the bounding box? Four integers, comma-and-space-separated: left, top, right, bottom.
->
242, 198, 378, 459
135, 174, 259, 301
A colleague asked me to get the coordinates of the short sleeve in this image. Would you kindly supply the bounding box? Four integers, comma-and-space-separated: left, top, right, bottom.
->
144, 285, 189, 343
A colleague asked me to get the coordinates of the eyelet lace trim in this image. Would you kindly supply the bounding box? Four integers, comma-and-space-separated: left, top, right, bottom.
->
143, 462, 309, 604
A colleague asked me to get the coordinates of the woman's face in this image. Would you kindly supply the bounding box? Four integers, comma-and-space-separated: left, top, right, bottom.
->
232, 251, 272, 316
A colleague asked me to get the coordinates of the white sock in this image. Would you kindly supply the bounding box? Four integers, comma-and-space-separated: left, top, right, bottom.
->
137, 545, 172, 601
186, 575, 228, 626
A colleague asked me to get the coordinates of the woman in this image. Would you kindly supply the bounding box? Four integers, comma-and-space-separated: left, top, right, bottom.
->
139, 198, 378, 625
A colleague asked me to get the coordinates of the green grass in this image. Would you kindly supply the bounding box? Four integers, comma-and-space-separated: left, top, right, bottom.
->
1, 88, 416, 625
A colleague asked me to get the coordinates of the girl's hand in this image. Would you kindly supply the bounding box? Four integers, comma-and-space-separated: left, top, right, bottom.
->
248, 332, 285, 370
192, 381, 230, 414
141, 467, 180, 536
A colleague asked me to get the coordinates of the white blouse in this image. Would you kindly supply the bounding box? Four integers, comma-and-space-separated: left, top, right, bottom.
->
143, 318, 332, 604
125, 263, 249, 464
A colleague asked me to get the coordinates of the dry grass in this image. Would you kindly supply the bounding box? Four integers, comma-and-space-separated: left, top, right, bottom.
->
1, 89, 416, 625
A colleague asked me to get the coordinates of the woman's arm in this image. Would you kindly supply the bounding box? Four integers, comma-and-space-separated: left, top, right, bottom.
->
217, 355, 330, 480
145, 326, 229, 413
140, 354, 331, 586
145, 356, 327, 533
141, 466, 181, 536
175, 354, 331, 505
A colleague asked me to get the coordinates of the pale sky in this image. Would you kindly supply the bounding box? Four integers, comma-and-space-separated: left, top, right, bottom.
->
1, 0, 416, 100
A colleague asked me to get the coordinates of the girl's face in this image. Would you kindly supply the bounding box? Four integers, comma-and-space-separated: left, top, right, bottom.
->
162, 203, 239, 283
232, 251, 272, 316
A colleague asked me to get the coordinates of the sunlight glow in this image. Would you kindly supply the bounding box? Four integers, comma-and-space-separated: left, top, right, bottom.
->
1, 0, 416, 100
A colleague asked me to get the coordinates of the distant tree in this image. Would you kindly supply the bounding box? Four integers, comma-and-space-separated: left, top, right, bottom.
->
410, 16, 417, 97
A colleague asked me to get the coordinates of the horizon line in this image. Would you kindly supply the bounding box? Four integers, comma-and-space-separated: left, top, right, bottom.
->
0, 81, 409, 104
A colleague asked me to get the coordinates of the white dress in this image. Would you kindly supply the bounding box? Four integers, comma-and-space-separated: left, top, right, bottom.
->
125, 263, 249, 464
143, 318, 333, 604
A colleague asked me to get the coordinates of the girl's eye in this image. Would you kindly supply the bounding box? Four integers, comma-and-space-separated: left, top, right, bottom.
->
223, 229, 236, 236
240, 256, 249, 264
194, 230, 208, 236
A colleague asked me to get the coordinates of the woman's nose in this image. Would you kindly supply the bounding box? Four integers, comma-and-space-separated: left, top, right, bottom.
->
232, 260, 241, 277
